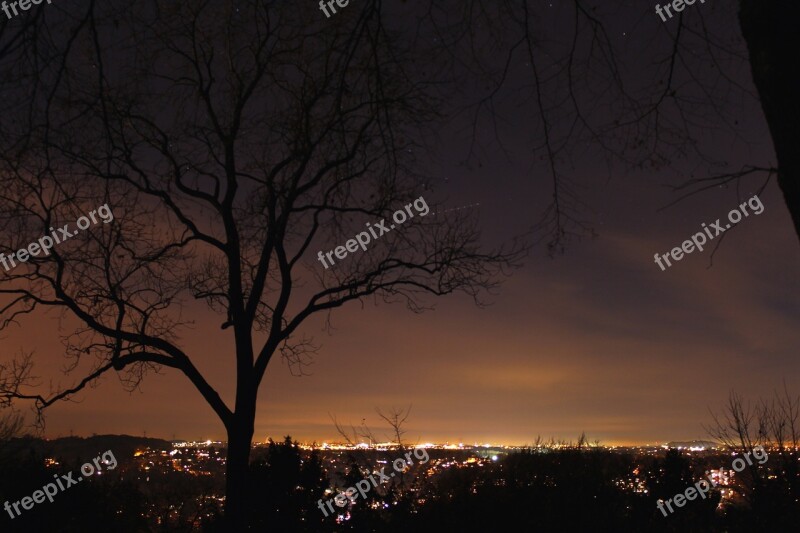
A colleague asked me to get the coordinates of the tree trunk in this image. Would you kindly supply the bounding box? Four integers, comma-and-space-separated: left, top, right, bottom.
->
739, 0, 800, 242
225, 411, 256, 530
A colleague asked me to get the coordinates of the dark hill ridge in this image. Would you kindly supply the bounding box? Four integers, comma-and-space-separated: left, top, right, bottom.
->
4, 434, 171, 466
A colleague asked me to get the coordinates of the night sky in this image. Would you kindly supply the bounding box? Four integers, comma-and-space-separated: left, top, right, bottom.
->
25, 125, 800, 446
4, 1, 799, 446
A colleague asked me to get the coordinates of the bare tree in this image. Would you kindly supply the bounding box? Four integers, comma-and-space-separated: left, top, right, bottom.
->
333, 405, 421, 502
377, 406, 413, 450
0, 408, 24, 446
0, 1, 521, 527
334, 406, 413, 448
706, 390, 767, 452
707, 387, 800, 507
423, 1, 797, 246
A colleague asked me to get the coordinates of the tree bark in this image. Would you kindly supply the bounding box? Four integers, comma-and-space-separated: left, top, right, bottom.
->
225, 408, 256, 529
739, 0, 800, 242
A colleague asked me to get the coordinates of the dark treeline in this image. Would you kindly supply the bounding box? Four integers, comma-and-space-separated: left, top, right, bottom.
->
2, 435, 798, 532
0, 436, 148, 532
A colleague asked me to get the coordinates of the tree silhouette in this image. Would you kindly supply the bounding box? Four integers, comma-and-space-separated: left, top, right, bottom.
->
0, 408, 24, 453
647, 448, 694, 503
708, 388, 800, 530
243, 436, 327, 530
0, 1, 520, 527
739, 1, 800, 240
418, 1, 798, 246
